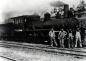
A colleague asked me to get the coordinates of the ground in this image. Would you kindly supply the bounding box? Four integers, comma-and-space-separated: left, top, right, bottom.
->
0, 44, 86, 61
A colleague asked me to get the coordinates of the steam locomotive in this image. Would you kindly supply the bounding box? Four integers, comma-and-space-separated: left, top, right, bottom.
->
1, 4, 84, 45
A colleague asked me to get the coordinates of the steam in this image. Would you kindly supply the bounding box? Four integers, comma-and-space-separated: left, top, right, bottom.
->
0, 0, 85, 24
3, 0, 52, 19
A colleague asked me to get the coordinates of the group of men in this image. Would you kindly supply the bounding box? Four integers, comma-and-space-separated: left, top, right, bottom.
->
49, 28, 82, 48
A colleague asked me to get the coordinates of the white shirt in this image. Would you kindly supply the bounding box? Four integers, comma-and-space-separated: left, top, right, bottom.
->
69, 33, 73, 37
58, 31, 67, 39
49, 31, 55, 38
76, 31, 81, 38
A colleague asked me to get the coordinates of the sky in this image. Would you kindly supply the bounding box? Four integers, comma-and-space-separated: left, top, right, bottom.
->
0, 0, 86, 24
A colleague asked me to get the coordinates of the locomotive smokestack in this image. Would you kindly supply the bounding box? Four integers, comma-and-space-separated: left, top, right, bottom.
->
64, 4, 69, 18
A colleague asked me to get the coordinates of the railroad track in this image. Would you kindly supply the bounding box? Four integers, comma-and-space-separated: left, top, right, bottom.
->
0, 56, 16, 61
0, 41, 86, 57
